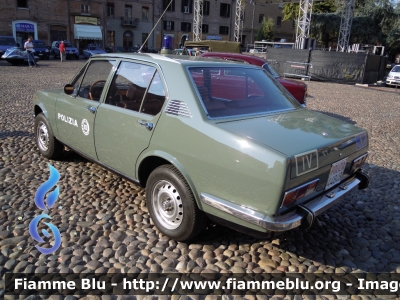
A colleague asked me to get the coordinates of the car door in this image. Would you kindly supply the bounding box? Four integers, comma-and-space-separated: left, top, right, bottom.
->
55, 59, 116, 159
94, 60, 166, 179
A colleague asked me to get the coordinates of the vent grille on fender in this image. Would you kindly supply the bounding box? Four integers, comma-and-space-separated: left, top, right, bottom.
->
165, 100, 192, 118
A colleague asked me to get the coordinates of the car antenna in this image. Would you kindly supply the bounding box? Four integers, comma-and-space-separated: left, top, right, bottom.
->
138, 0, 174, 53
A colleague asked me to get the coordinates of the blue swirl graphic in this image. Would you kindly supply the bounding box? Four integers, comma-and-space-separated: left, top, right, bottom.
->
35, 163, 60, 210
29, 214, 61, 255
29, 164, 62, 255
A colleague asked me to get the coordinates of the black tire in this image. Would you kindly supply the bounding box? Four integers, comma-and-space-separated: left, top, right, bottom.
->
76, 55, 79, 60
34, 113, 64, 159
146, 164, 207, 241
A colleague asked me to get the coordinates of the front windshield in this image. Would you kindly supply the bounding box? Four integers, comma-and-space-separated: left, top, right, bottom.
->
189, 66, 298, 118
64, 42, 73, 47
88, 46, 102, 50
0, 38, 16, 46
32, 42, 46, 47
392, 66, 400, 73
262, 63, 280, 78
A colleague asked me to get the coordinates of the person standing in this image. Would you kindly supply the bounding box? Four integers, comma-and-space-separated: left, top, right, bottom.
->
24, 37, 38, 67
59, 40, 66, 62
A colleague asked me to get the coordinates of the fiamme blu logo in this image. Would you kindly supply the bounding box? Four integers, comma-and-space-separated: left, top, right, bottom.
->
28, 164, 61, 255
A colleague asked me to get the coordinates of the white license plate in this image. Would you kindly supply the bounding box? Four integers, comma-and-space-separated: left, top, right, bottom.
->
325, 157, 348, 190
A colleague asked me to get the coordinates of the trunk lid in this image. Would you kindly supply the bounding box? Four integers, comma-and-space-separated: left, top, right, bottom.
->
216, 109, 368, 179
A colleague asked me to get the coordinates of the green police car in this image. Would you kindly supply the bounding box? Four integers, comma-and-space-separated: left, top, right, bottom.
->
33, 53, 370, 241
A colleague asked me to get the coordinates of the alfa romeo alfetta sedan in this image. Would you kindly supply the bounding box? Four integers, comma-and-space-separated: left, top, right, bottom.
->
33, 53, 369, 241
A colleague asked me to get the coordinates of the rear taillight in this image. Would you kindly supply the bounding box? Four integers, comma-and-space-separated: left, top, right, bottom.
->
281, 179, 319, 208
351, 153, 368, 172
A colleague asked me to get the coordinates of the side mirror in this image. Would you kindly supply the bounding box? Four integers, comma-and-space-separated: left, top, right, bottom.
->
64, 84, 74, 95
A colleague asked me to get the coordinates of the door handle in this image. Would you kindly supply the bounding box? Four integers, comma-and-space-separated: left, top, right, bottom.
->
85, 106, 96, 114
137, 120, 153, 131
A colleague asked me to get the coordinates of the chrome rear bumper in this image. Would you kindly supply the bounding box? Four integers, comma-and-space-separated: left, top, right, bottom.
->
200, 170, 369, 232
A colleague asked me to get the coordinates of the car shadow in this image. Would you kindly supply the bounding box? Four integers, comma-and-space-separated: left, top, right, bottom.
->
193, 162, 400, 273
61, 148, 88, 163
314, 110, 357, 125
0, 131, 33, 138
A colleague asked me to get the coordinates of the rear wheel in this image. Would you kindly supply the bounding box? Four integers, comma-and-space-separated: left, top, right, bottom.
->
34, 113, 64, 159
146, 165, 207, 241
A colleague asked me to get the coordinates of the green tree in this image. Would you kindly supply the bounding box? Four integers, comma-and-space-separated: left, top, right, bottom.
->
282, 0, 338, 22
255, 17, 275, 41
309, 13, 341, 48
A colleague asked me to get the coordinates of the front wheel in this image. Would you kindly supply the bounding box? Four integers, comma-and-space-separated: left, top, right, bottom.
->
146, 165, 207, 241
34, 113, 64, 159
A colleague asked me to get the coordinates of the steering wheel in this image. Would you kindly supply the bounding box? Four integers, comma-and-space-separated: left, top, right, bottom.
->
89, 80, 106, 100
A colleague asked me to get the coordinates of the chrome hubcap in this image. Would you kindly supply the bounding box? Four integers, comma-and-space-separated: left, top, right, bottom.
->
37, 121, 49, 151
152, 180, 183, 229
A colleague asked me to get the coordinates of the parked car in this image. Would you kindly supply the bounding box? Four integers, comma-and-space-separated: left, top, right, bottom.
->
385, 65, 400, 87
51, 41, 79, 59
105, 46, 126, 53
1, 47, 40, 65
201, 52, 308, 105
33, 53, 369, 241
0, 36, 17, 58
83, 44, 106, 59
127, 46, 139, 53
25, 39, 50, 60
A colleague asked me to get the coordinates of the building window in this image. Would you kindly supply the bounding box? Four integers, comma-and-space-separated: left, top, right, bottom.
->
142, 7, 149, 21
124, 31, 133, 48
164, 21, 175, 31
50, 26, 67, 43
125, 5, 132, 21
181, 0, 192, 13
202, 24, 209, 34
108, 31, 115, 46
181, 22, 191, 32
220, 3, 230, 18
219, 26, 229, 35
163, 0, 175, 11
142, 33, 149, 47
277, 16, 282, 26
203, 1, 210, 15
17, 0, 28, 8
107, 3, 114, 17
259, 14, 264, 23
81, 4, 90, 14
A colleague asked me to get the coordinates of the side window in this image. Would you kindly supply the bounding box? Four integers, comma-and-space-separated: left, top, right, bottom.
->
141, 71, 166, 115
72, 60, 115, 101
106, 61, 157, 113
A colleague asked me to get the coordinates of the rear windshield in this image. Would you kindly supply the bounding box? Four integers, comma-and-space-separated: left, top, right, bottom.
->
0, 37, 16, 45
188, 67, 298, 118
262, 63, 280, 78
33, 41, 46, 47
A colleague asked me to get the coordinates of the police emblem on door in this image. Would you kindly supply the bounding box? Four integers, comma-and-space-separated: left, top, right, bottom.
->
81, 119, 90, 136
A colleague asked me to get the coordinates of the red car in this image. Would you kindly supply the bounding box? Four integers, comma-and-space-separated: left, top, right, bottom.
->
200, 52, 307, 106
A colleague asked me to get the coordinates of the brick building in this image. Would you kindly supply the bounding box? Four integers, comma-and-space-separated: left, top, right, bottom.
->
0, 0, 294, 52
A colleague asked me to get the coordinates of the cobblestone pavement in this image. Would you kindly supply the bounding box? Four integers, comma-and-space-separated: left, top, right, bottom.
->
0, 59, 400, 300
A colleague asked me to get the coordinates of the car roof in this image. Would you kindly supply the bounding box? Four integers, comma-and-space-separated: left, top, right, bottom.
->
94, 53, 261, 68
